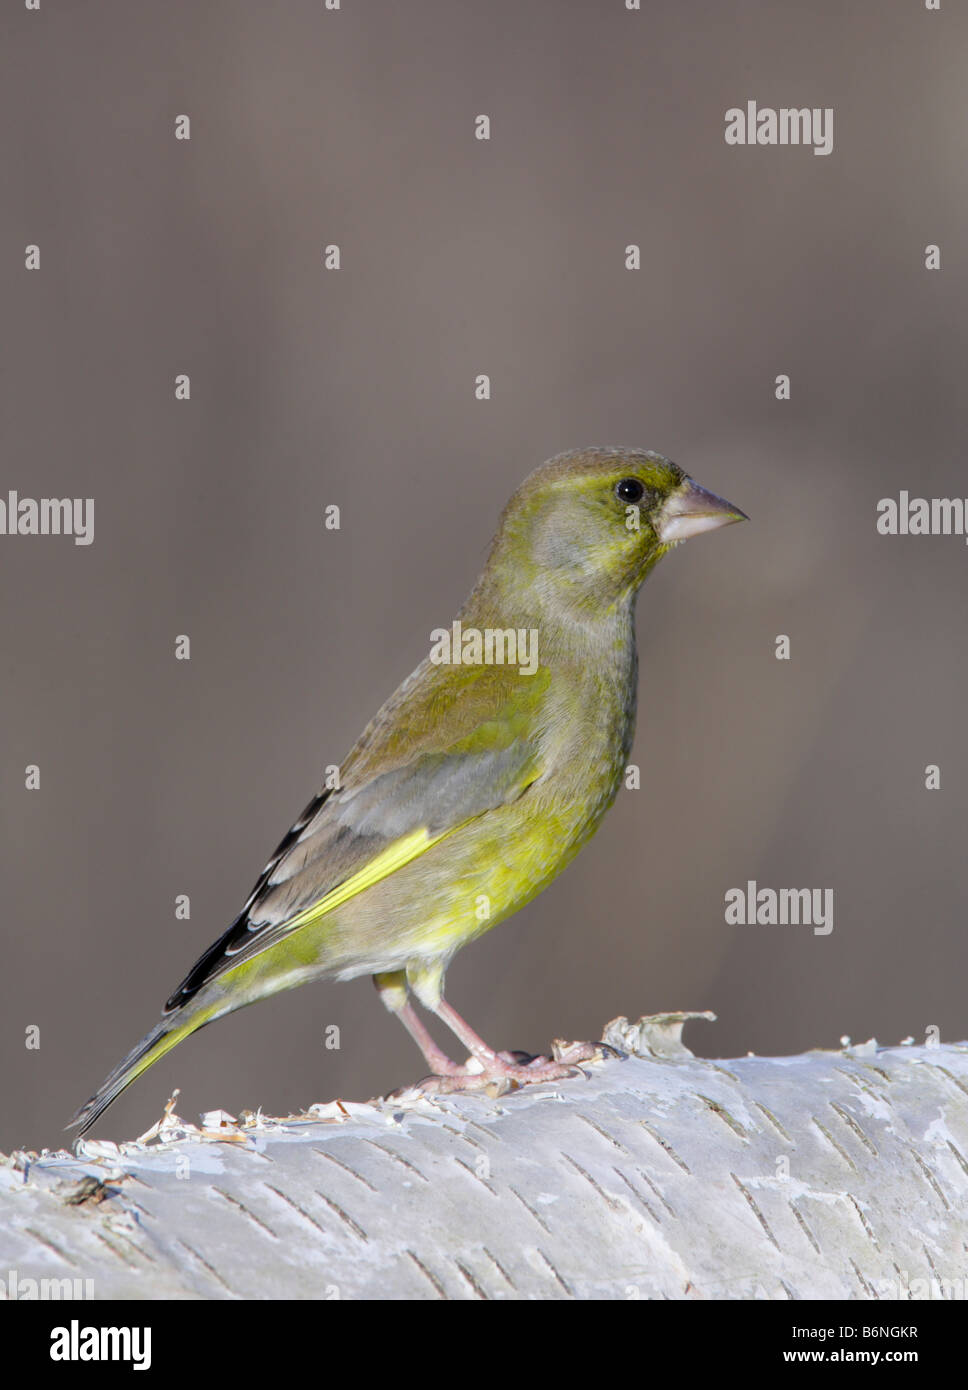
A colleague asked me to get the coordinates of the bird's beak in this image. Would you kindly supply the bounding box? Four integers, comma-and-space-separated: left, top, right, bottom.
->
655, 479, 749, 545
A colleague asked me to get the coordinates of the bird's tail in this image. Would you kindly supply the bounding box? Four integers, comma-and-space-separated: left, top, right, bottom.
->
68, 1005, 215, 1137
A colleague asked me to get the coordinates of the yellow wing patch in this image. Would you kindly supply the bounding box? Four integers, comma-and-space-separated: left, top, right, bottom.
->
279, 826, 453, 936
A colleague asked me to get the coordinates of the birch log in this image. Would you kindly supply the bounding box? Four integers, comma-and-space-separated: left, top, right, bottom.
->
2, 1015, 967, 1301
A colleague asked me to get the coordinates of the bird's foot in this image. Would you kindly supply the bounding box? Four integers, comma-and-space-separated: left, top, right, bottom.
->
394, 1039, 623, 1098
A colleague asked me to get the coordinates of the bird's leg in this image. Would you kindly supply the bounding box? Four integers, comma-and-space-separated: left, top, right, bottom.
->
403, 961, 602, 1093
431, 997, 507, 1066
372, 972, 466, 1077
431, 997, 602, 1083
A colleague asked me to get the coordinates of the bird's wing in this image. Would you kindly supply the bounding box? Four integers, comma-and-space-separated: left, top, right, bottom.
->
164, 660, 550, 1011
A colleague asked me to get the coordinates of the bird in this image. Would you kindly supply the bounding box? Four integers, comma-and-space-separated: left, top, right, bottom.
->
71, 447, 746, 1134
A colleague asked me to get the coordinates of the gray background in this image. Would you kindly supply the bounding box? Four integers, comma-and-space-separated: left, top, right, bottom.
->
2, 0, 966, 1151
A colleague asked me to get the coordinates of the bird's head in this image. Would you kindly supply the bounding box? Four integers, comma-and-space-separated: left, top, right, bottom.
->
482, 447, 747, 616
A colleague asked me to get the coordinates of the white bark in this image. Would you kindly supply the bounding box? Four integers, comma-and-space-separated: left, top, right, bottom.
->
3, 1015, 967, 1300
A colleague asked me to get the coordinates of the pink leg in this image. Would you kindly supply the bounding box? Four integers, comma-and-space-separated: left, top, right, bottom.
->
432, 998, 501, 1063
394, 998, 467, 1077
429, 996, 604, 1089
377, 971, 609, 1095
374, 972, 467, 1077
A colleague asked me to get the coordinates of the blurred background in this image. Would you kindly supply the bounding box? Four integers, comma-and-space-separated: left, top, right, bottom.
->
2, 0, 967, 1151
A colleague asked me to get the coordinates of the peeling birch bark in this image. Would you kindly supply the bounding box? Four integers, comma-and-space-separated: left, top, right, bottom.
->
2, 1018, 967, 1301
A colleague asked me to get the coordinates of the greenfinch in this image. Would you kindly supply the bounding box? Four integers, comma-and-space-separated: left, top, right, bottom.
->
72, 447, 745, 1133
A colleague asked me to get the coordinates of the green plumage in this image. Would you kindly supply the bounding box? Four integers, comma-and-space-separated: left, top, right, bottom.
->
72, 447, 745, 1133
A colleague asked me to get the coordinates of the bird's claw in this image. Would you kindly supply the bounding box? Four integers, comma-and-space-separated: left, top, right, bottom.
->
391, 1037, 624, 1099
400, 1072, 514, 1098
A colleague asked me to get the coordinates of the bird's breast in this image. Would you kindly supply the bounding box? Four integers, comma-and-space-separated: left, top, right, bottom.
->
533, 635, 638, 847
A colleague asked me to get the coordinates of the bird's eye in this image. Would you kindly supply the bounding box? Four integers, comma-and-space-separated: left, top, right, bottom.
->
615, 478, 644, 504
